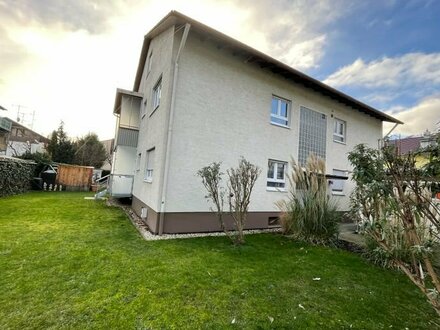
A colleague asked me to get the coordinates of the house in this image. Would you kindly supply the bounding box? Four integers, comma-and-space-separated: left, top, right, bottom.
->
4, 118, 49, 157
0, 117, 12, 154
109, 11, 402, 235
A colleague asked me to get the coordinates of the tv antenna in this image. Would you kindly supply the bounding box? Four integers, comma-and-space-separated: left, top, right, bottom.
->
12, 104, 35, 129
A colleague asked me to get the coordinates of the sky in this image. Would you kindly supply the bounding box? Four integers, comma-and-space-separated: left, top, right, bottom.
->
0, 0, 439, 140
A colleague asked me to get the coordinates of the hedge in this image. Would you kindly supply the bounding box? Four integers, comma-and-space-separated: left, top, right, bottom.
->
0, 157, 36, 197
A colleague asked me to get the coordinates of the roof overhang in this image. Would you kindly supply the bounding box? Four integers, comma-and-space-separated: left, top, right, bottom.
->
133, 11, 403, 124
113, 88, 143, 115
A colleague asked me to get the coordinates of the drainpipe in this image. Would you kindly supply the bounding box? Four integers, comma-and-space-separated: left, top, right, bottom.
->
158, 23, 191, 235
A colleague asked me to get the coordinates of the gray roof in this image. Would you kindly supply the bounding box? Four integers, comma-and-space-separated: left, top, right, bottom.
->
133, 11, 402, 124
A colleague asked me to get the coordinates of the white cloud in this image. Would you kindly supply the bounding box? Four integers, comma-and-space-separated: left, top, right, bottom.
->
324, 53, 440, 89
230, 0, 355, 70
0, 0, 358, 139
383, 95, 440, 136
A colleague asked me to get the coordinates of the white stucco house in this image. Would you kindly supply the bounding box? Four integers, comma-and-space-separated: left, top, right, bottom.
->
109, 11, 402, 234
2, 118, 49, 157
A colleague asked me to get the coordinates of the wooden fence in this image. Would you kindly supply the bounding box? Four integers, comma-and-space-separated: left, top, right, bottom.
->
56, 164, 93, 191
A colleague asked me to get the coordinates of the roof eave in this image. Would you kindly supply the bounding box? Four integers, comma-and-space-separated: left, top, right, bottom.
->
132, 10, 403, 124
113, 88, 144, 115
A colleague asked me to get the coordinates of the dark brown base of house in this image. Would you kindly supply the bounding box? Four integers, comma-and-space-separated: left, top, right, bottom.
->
132, 196, 281, 235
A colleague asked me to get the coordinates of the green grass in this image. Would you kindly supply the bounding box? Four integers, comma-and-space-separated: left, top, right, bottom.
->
0, 192, 437, 329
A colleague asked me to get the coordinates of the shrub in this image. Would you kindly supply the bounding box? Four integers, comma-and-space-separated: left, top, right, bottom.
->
197, 158, 260, 245
349, 144, 440, 316
0, 157, 36, 197
277, 155, 340, 245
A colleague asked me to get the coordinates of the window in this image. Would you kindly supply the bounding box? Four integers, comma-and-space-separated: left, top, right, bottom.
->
152, 77, 162, 110
267, 160, 287, 189
331, 169, 346, 194
270, 96, 290, 127
298, 106, 327, 166
268, 217, 280, 226
333, 118, 346, 143
135, 153, 141, 171
147, 52, 153, 74
144, 148, 155, 182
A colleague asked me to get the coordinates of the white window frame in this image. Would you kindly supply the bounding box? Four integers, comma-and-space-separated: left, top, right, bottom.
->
270, 96, 291, 128
152, 77, 162, 112
333, 118, 346, 144
144, 148, 155, 182
267, 159, 287, 191
331, 169, 346, 195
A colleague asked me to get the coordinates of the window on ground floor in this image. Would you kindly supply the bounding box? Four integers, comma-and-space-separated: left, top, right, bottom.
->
144, 148, 155, 182
267, 159, 287, 189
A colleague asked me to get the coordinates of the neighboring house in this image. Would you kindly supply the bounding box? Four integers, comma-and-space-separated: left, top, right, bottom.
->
109, 11, 401, 234
388, 136, 423, 155
4, 119, 49, 157
387, 131, 439, 168
0, 117, 12, 154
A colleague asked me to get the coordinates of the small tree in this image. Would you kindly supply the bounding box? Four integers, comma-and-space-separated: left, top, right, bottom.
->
227, 158, 261, 244
197, 162, 229, 237
74, 133, 107, 168
197, 158, 260, 245
47, 121, 75, 164
349, 144, 440, 315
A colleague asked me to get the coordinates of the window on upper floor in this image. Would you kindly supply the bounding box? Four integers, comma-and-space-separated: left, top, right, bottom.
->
267, 159, 287, 190
333, 118, 346, 143
144, 148, 155, 182
270, 96, 291, 127
152, 77, 162, 111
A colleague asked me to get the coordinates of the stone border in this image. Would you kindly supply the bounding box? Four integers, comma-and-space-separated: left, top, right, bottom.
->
107, 198, 282, 241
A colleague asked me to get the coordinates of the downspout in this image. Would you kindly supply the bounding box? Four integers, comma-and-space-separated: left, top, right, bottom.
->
158, 23, 191, 235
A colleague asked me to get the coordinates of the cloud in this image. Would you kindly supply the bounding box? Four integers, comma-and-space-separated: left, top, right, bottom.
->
323, 52, 440, 113
229, 0, 356, 70
324, 53, 440, 89
0, 0, 126, 34
383, 95, 440, 135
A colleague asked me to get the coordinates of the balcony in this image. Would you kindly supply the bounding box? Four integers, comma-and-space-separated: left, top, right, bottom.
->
0, 117, 12, 132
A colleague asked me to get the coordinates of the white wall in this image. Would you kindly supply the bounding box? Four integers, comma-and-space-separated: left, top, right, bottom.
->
164, 33, 382, 212
131, 25, 176, 212
112, 145, 136, 175
6, 141, 45, 157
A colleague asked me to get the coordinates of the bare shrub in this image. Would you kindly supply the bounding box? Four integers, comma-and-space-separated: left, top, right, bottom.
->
198, 158, 260, 245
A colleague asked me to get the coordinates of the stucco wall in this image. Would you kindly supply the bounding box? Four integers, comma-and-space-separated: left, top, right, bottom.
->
131, 25, 176, 212
164, 32, 382, 212
6, 141, 45, 157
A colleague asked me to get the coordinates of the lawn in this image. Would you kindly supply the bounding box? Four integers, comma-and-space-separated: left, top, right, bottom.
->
0, 192, 437, 329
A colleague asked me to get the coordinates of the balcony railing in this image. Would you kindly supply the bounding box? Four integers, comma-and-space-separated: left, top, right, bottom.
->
0, 117, 12, 132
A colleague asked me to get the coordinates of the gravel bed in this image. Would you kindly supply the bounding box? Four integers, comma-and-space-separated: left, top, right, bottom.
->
107, 198, 282, 241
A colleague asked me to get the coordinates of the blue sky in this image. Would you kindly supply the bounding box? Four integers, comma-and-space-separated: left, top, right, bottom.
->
313, 1, 440, 115
0, 0, 439, 138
